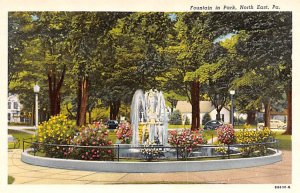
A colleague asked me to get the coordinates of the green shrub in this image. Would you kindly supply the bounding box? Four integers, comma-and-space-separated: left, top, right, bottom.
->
169, 110, 182, 125
184, 116, 190, 125
202, 113, 211, 125
69, 123, 114, 160
37, 114, 77, 158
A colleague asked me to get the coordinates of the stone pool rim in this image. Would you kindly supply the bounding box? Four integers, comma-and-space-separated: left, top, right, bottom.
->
21, 148, 282, 173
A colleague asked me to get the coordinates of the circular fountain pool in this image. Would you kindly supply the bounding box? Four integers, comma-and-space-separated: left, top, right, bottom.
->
21, 147, 281, 173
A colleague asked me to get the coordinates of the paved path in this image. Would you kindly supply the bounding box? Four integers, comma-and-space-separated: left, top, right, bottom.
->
8, 149, 291, 184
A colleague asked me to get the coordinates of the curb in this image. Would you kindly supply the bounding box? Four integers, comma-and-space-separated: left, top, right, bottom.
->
21, 149, 282, 173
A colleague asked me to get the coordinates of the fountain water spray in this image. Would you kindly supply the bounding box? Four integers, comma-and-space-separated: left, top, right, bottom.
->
130, 89, 168, 146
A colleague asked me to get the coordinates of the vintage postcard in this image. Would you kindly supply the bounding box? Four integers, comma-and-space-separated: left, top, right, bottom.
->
1, 0, 299, 193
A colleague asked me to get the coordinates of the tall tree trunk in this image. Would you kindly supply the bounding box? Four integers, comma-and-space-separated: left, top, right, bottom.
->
76, 80, 82, 126
88, 110, 92, 124
263, 100, 271, 128
246, 110, 256, 125
109, 100, 121, 120
190, 81, 200, 130
48, 65, 66, 116
284, 89, 292, 135
216, 110, 221, 121
77, 76, 89, 126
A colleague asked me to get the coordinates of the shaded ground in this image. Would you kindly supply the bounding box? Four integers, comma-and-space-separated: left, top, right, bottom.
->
8, 149, 291, 184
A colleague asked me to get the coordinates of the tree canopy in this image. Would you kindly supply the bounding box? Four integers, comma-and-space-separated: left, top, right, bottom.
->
8, 12, 292, 133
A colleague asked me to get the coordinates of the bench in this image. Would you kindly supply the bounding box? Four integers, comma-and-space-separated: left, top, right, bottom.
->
8, 135, 20, 149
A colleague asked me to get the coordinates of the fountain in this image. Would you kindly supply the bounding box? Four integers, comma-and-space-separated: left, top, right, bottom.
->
21, 89, 281, 172
130, 89, 168, 146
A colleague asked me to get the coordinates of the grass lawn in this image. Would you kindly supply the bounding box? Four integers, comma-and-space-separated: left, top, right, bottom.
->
8, 130, 35, 149
203, 130, 217, 143
8, 176, 15, 184
274, 131, 291, 151
234, 124, 256, 129
108, 130, 117, 143
168, 125, 191, 129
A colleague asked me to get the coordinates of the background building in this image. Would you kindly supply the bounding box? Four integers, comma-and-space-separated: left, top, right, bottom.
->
8, 94, 22, 123
176, 101, 231, 124
8, 94, 30, 123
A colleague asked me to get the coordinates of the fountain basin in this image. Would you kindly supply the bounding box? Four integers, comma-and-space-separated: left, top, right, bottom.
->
21, 148, 281, 173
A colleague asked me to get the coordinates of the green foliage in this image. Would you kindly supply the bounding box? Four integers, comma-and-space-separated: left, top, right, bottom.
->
8, 12, 292, 133
275, 133, 291, 151
169, 110, 182, 125
184, 116, 190, 125
8, 130, 34, 149
37, 114, 77, 158
202, 113, 212, 125
68, 123, 114, 160
163, 91, 186, 110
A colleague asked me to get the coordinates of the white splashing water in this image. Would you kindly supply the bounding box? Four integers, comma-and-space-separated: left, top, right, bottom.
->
130, 89, 168, 146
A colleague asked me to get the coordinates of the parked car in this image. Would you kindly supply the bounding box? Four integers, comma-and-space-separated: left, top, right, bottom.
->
203, 120, 224, 130
106, 120, 119, 129
257, 119, 286, 129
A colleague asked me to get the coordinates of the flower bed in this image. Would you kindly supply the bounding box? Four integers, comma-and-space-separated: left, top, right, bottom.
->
236, 127, 275, 157
168, 129, 207, 158
115, 122, 133, 144
216, 124, 236, 145
36, 114, 77, 158
68, 123, 114, 160
140, 143, 164, 161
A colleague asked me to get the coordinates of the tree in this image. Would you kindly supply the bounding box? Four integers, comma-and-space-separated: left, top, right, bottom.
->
164, 13, 219, 130
184, 116, 190, 125
163, 91, 186, 113
8, 12, 34, 85
185, 42, 232, 121
9, 12, 73, 119
183, 12, 291, 132
202, 113, 211, 125
169, 110, 182, 125
66, 12, 129, 125
100, 13, 174, 120
34, 12, 73, 116
233, 13, 292, 131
